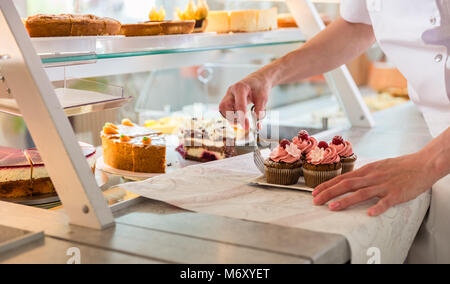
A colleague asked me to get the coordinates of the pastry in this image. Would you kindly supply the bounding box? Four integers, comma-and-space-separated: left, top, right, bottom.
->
206, 8, 277, 34
205, 11, 230, 33
161, 20, 196, 35
149, 6, 166, 22
176, 0, 209, 32
25, 14, 121, 37
103, 17, 122, 35
303, 142, 342, 188
0, 142, 96, 199
264, 139, 302, 185
177, 118, 236, 162
145, 117, 185, 135
329, 136, 357, 174
277, 13, 298, 28
0, 147, 33, 198
25, 14, 72, 37
230, 10, 259, 33
257, 7, 278, 31
70, 14, 104, 36
120, 22, 163, 37
101, 119, 166, 173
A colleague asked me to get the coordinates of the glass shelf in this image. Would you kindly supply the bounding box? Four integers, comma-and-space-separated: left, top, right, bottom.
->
32, 29, 305, 66
0, 79, 131, 117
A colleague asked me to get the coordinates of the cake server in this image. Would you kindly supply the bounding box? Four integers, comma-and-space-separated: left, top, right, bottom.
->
251, 106, 266, 175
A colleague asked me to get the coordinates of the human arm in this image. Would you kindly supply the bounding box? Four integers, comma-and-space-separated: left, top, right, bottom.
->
219, 18, 376, 128
313, 127, 450, 216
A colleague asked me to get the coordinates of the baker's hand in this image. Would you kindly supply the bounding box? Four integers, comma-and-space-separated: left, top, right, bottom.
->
219, 72, 271, 130
312, 152, 434, 216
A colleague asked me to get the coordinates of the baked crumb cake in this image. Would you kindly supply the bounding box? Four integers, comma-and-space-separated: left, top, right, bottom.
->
0, 142, 96, 199
101, 119, 166, 173
177, 118, 237, 162
25, 14, 121, 37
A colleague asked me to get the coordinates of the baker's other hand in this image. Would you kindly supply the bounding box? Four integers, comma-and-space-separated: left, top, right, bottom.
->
219, 72, 271, 130
312, 152, 436, 216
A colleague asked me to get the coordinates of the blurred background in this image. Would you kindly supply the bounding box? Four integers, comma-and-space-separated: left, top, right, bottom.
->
2, 0, 408, 149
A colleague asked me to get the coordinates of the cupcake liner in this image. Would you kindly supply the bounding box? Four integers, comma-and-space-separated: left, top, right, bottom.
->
265, 166, 302, 185
303, 168, 342, 188
342, 160, 356, 174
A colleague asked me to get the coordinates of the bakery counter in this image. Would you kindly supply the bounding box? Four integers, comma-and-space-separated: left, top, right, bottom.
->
0, 102, 432, 264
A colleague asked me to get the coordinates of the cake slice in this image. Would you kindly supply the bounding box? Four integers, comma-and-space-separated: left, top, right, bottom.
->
24, 142, 97, 196
101, 120, 166, 173
258, 8, 278, 31
178, 118, 236, 162
0, 147, 32, 198
24, 149, 55, 196
0, 142, 97, 199
205, 11, 230, 33
230, 10, 259, 33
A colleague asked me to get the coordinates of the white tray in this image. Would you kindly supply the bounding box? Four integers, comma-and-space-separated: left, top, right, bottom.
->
248, 175, 314, 192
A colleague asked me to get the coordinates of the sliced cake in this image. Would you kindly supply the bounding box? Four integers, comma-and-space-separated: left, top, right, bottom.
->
101, 119, 166, 173
0, 142, 97, 199
177, 118, 236, 162
0, 147, 33, 198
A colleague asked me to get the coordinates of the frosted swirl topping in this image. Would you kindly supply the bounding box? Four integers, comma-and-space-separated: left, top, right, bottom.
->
292, 136, 317, 154
307, 146, 340, 165
270, 143, 301, 164
330, 141, 354, 158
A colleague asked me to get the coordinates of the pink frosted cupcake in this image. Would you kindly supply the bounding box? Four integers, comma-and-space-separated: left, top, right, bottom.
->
292, 130, 318, 159
264, 139, 302, 185
329, 136, 357, 174
303, 141, 342, 188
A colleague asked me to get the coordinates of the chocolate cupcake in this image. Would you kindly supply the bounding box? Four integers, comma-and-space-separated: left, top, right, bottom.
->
264, 139, 302, 185
303, 142, 342, 188
292, 130, 318, 175
329, 136, 357, 174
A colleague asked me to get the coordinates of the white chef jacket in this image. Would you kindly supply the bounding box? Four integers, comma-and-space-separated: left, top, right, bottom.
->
341, 0, 450, 263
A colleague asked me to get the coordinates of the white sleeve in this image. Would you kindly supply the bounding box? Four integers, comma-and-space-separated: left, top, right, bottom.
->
340, 0, 372, 25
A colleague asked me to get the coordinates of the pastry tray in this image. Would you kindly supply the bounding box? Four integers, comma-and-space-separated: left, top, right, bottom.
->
248, 175, 314, 192
0, 225, 44, 255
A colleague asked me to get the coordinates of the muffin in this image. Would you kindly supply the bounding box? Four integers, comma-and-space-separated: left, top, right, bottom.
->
264, 139, 302, 185
303, 141, 342, 188
329, 136, 357, 174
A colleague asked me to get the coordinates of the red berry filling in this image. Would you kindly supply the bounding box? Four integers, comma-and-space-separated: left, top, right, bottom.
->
332, 136, 344, 145
201, 151, 218, 162
175, 145, 186, 158
318, 141, 329, 149
298, 130, 309, 141
280, 139, 291, 149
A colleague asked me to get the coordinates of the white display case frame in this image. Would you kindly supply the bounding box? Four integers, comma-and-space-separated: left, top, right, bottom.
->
0, 0, 372, 230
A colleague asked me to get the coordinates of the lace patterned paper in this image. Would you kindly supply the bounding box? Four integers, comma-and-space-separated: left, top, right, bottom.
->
118, 153, 431, 264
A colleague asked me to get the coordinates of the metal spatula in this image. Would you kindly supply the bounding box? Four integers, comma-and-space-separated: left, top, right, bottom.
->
251, 106, 267, 174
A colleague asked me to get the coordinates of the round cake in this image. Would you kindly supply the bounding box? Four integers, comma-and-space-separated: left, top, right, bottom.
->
25, 14, 121, 37
101, 119, 166, 173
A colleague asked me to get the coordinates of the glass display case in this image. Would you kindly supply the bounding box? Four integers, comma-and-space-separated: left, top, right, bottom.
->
0, 0, 371, 230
